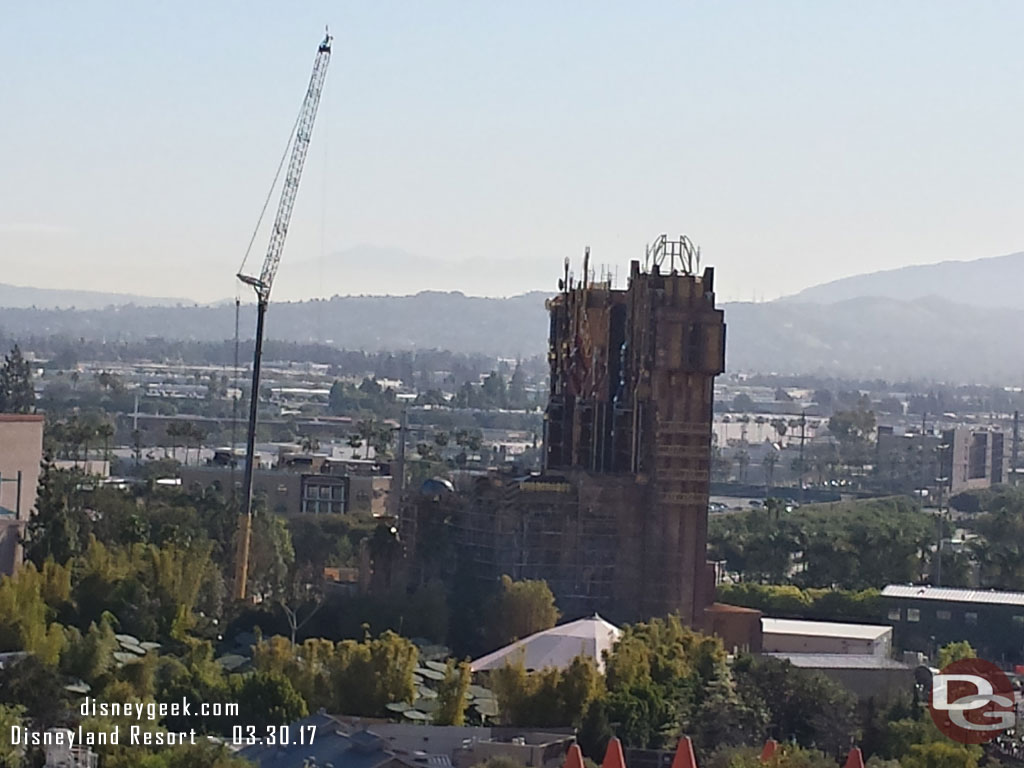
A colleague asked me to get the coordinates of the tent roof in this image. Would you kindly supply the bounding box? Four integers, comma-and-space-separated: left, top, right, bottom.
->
471, 614, 621, 673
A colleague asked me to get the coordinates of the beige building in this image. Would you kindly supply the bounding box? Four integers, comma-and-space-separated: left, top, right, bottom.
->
180, 461, 391, 518
761, 618, 893, 656
0, 414, 44, 575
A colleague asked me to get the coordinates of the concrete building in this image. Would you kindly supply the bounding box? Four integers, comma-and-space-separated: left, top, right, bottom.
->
0, 414, 44, 576
875, 427, 941, 493
404, 236, 726, 624
761, 618, 893, 657
764, 653, 916, 705
181, 452, 391, 517
942, 427, 1009, 494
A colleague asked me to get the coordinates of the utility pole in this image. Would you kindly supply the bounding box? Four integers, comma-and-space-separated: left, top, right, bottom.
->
390, 407, 408, 518
798, 411, 807, 504
1013, 410, 1020, 487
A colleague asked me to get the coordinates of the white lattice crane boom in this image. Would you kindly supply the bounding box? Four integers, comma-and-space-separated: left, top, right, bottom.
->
234, 31, 332, 600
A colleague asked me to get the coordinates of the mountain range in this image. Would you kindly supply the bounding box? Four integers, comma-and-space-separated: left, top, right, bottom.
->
4, 251, 1024, 382
0, 283, 192, 310
784, 251, 1024, 308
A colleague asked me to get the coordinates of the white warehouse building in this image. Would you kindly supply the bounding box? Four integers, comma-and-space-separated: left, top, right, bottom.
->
761, 618, 893, 657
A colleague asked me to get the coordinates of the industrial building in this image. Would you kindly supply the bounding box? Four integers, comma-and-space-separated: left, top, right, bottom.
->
761, 618, 893, 657
403, 235, 726, 624
881, 584, 1024, 663
763, 653, 918, 705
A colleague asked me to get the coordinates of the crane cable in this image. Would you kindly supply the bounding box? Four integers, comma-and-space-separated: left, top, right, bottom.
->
231, 108, 302, 500
237, 110, 302, 278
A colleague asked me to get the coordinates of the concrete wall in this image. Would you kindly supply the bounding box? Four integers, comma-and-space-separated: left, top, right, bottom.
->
0, 415, 44, 575
348, 475, 391, 516
810, 665, 914, 705
180, 466, 302, 515
762, 631, 890, 656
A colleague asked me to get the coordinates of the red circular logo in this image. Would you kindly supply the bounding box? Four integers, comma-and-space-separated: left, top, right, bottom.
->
929, 658, 1016, 744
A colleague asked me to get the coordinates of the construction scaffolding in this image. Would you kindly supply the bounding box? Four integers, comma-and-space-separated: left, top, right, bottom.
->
402, 236, 726, 624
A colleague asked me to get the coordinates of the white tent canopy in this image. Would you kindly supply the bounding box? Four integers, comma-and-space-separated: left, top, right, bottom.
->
471, 614, 622, 674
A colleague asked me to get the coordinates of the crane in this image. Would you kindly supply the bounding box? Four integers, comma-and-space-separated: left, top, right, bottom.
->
233, 31, 333, 601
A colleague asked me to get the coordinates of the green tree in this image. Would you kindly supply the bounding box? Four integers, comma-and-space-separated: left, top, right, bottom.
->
485, 575, 560, 648
901, 741, 979, 768
509, 362, 527, 408
435, 660, 472, 725
61, 615, 118, 684
326, 631, 419, 716
689, 669, 767, 754
733, 655, 857, 757
490, 655, 604, 729
247, 511, 295, 601
0, 704, 25, 768
96, 421, 115, 464
233, 671, 308, 731
936, 640, 975, 669
0, 655, 69, 727
27, 462, 87, 565
0, 345, 34, 413
707, 745, 837, 768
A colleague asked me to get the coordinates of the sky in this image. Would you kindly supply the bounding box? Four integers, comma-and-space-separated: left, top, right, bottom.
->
3, 1, 1024, 304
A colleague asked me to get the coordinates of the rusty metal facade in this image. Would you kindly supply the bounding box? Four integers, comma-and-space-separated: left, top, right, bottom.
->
402, 237, 726, 625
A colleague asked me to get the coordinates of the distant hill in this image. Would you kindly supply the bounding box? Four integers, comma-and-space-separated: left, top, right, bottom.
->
5, 272, 1024, 381
271, 244, 558, 301
0, 291, 551, 358
785, 251, 1024, 308
0, 282, 192, 310
725, 296, 1024, 381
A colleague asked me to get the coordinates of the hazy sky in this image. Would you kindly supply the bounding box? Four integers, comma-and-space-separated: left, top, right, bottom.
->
4, 2, 1023, 304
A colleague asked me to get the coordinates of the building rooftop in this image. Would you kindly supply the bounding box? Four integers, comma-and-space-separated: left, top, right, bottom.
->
881, 584, 1024, 607
761, 618, 892, 641
471, 614, 621, 673
765, 653, 911, 670
706, 602, 762, 615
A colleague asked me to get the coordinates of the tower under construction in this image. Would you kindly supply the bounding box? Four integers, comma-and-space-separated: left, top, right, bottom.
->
403, 234, 726, 625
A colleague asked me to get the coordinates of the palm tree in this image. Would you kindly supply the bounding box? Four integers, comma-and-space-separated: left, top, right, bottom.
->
190, 423, 207, 466
762, 451, 779, 490
166, 422, 185, 463
735, 450, 751, 483
69, 418, 95, 465
96, 422, 115, 465
357, 419, 379, 458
